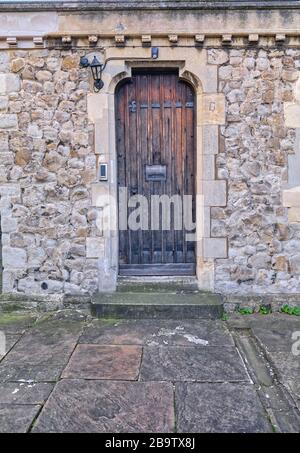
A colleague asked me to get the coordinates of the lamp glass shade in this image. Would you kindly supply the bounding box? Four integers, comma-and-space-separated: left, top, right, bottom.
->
90, 56, 102, 81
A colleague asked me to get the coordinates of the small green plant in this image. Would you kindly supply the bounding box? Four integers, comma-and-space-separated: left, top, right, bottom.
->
237, 307, 254, 315
281, 305, 300, 316
221, 313, 229, 321
259, 305, 272, 315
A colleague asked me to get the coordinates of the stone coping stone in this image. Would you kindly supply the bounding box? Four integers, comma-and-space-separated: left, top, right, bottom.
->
1, 1, 300, 12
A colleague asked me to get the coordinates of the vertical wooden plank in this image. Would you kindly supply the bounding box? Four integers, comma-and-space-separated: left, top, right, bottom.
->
116, 83, 127, 264
185, 82, 196, 263
151, 74, 162, 263
116, 72, 196, 273
162, 74, 175, 263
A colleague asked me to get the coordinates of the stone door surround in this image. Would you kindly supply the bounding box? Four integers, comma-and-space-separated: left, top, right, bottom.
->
87, 46, 227, 291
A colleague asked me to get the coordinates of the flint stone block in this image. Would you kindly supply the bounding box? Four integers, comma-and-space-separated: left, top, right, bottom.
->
0, 96, 8, 111
0, 114, 18, 130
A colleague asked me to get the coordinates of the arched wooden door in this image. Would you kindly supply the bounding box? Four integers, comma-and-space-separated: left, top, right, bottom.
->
116, 70, 196, 276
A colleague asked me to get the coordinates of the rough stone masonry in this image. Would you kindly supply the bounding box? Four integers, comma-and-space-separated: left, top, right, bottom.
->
0, 50, 100, 296
1, 1, 300, 301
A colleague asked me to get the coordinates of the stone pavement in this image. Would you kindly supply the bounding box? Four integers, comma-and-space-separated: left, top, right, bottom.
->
0, 310, 299, 433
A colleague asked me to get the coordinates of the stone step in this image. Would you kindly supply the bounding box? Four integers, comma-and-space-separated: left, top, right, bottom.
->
117, 277, 199, 293
90, 292, 223, 320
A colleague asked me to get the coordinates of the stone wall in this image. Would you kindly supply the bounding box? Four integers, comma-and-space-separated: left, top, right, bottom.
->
0, 48, 102, 295
1, 43, 300, 297
212, 48, 300, 294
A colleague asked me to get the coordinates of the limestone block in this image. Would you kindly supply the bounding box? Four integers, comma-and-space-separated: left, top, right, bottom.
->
91, 183, 110, 207
198, 94, 225, 126
1, 216, 17, 233
203, 180, 227, 207
94, 117, 109, 155
289, 254, 300, 274
0, 184, 21, 197
87, 93, 108, 122
288, 207, 300, 222
2, 270, 15, 293
11, 58, 25, 73
0, 96, 8, 112
203, 155, 215, 180
202, 125, 219, 155
294, 77, 300, 102
283, 186, 300, 207
86, 237, 105, 258
0, 114, 18, 130
284, 103, 300, 128
196, 206, 210, 239
0, 52, 10, 72
203, 238, 227, 259
207, 49, 229, 65
2, 246, 27, 270
0, 74, 21, 95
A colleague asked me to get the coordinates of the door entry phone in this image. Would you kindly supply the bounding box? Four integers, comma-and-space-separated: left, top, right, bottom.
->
99, 163, 108, 181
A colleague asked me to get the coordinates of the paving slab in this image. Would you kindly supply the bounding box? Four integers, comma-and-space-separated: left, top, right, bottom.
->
0, 404, 41, 433
176, 383, 272, 433
62, 344, 142, 380
80, 318, 234, 346
267, 352, 300, 405
248, 315, 300, 353
0, 310, 87, 382
140, 346, 250, 382
32, 379, 175, 433
0, 382, 53, 405
0, 334, 22, 360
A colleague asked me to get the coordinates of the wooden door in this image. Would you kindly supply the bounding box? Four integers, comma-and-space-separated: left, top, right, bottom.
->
116, 71, 196, 276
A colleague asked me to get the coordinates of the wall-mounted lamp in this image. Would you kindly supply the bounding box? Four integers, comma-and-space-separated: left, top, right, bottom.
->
80, 55, 104, 92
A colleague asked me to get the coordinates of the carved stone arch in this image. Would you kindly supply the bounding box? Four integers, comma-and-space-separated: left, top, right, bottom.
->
106, 65, 132, 95
179, 68, 203, 96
